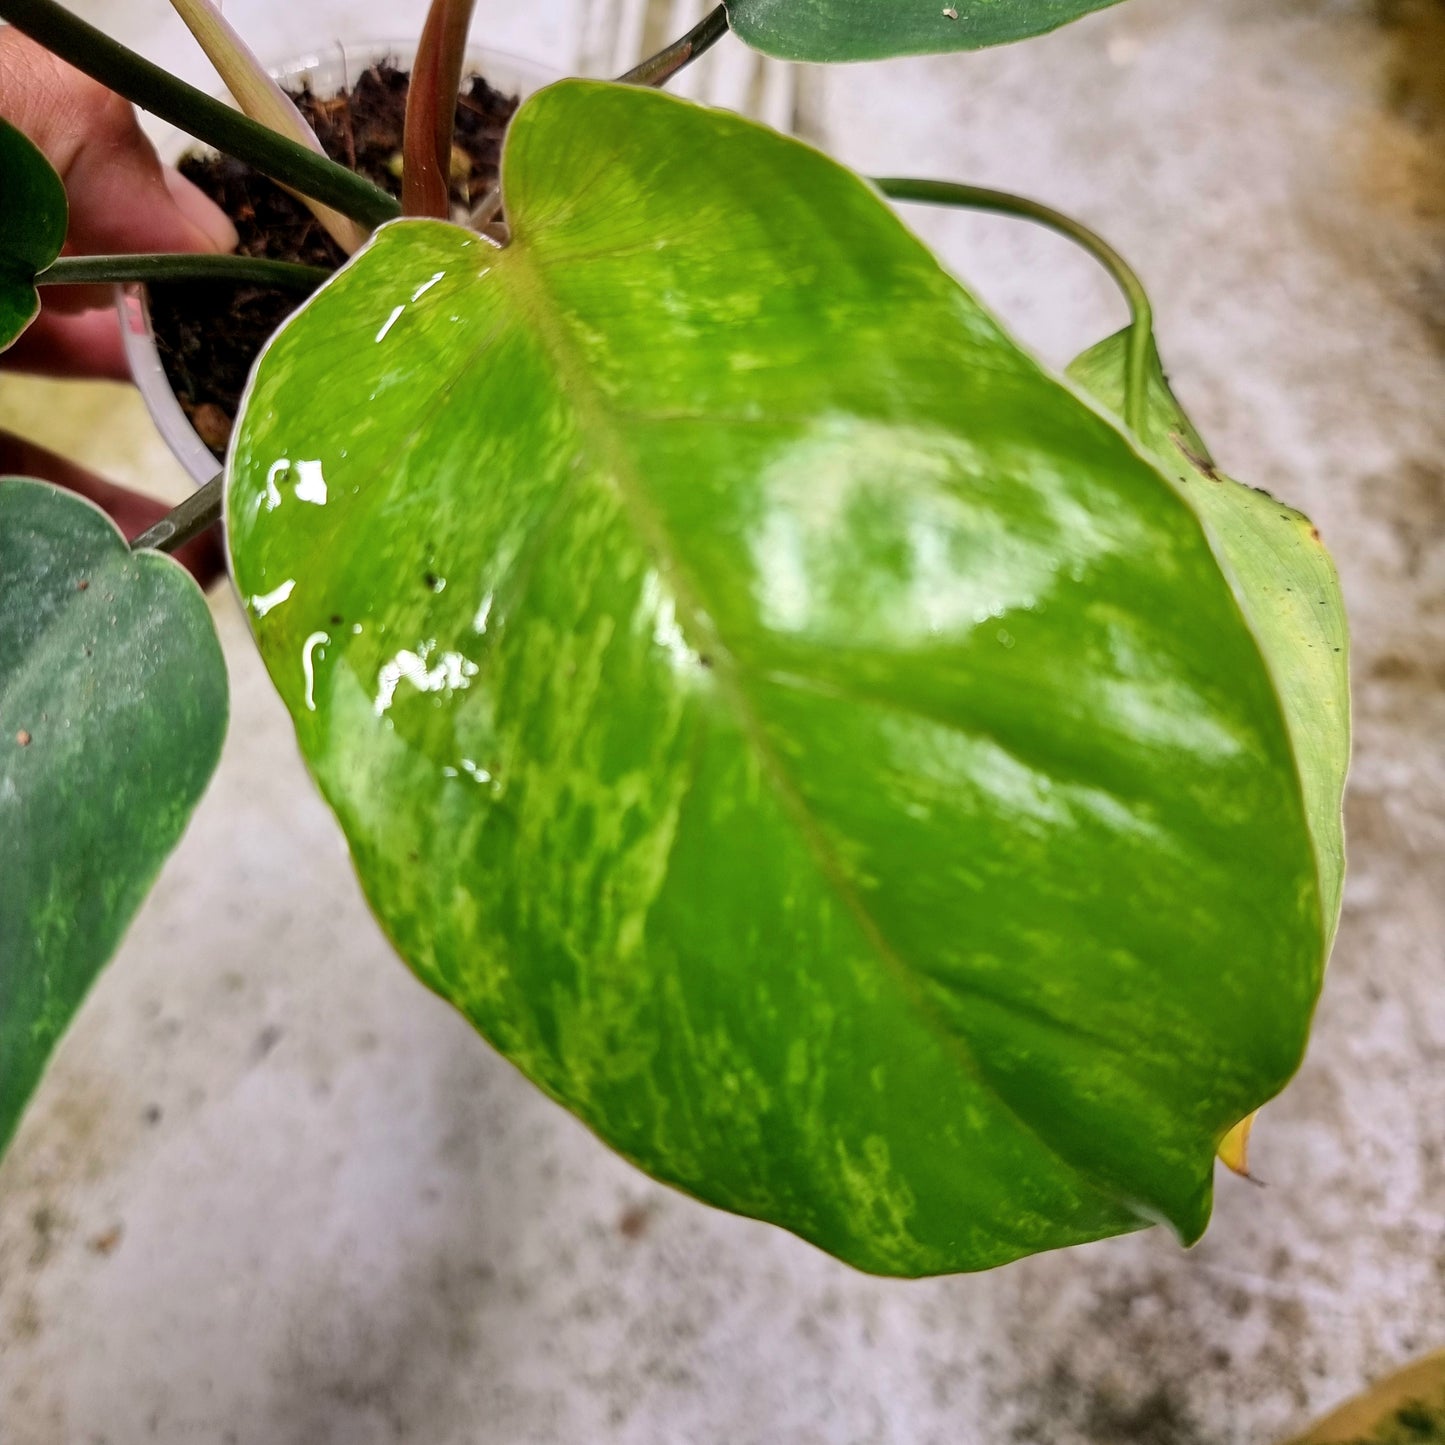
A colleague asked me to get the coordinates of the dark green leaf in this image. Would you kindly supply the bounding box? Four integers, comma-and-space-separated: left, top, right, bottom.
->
1068, 331, 1349, 937
227, 81, 1326, 1276
0, 479, 227, 1160
0, 117, 67, 350
727, 0, 1125, 62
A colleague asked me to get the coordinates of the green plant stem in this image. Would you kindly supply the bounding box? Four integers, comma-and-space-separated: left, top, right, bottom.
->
875, 177, 1153, 436
0, 0, 399, 230
39, 254, 329, 291
162, 0, 369, 252
618, 4, 731, 87
468, 5, 733, 231
131, 473, 223, 556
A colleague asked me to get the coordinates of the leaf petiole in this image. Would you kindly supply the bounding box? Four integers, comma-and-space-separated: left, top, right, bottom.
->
617, 5, 732, 87
130, 473, 224, 556
39, 254, 329, 291
163, 0, 369, 252
874, 177, 1153, 436
466, 5, 732, 232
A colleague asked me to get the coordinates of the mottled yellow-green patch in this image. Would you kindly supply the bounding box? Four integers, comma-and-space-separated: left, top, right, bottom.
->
1, 480, 226, 1161
228, 81, 1330, 1275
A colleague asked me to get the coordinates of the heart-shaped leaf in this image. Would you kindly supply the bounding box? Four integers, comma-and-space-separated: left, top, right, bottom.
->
726, 0, 1126, 62
0, 117, 67, 350
1068, 331, 1349, 938
0, 479, 227, 1160
228, 80, 1327, 1276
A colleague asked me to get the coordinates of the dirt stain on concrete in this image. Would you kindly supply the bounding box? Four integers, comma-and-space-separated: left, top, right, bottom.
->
0, 1064, 143, 1441
1366, 0, 1445, 218
1380, 457, 1445, 579
1007, 1359, 1219, 1445
1356, 0, 1445, 348
1378, 0, 1445, 122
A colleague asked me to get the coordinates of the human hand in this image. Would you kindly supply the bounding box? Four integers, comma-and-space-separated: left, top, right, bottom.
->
0, 26, 237, 378
0, 28, 233, 584
0, 430, 225, 583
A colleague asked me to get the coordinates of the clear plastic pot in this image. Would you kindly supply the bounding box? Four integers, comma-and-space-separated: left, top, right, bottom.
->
118, 42, 553, 487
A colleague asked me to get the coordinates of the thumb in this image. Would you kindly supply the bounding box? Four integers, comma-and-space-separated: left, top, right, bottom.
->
0, 29, 237, 257
161, 164, 240, 253
60, 105, 238, 257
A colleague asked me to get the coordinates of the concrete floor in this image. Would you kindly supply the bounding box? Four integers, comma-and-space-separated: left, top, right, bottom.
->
1, 0, 1442, 1441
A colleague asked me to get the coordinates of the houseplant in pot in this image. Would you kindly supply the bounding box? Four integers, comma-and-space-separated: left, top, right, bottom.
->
122, 37, 555, 482
0, 0, 1350, 1277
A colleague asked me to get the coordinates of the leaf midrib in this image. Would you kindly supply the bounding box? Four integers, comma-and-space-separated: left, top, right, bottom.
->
494, 223, 1145, 1224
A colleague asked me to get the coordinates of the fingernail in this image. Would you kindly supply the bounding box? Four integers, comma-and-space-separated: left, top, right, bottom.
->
163, 167, 239, 253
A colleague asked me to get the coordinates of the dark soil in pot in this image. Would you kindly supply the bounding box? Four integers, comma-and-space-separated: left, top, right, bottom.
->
148, 62, 519, 459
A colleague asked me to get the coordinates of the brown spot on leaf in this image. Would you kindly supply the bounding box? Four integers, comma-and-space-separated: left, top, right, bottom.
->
1170, 432, 1220, 481
15, 730, 30, 746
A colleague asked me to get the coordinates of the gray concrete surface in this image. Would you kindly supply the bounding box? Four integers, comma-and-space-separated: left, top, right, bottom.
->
1, 0, 1442, 1441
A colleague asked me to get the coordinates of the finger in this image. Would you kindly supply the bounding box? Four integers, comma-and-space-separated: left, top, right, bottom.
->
38, 160, 239, 313
0, 30, 237, 259
0, 309, 130, 381
32, 281, 113, 317
0, 431, 226, 588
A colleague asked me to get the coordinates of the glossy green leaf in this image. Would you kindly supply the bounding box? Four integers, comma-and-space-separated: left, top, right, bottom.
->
1068, 331, 1349, 938
0, 479, 227, 1160
0, 117, 67, 349
726, 0, 1125, 62
228, 80, 1326, 1276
